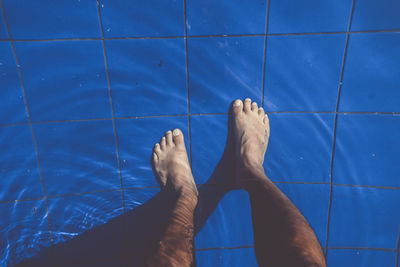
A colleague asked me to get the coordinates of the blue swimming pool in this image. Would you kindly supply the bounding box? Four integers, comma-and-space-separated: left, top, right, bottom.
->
1, 0, 400, 266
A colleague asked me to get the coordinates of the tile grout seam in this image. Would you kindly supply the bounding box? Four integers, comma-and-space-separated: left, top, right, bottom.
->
324, 0, 356, 257
183, 0, 193, 167
261, 0, 270, 108
0, 0, 54, 244
1, 111, 400, 128
96, 0, 126, 213
0, 28, 400, 43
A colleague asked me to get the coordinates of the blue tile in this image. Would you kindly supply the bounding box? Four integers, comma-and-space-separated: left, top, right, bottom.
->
33, 120, 120, 196
195, 190, 254, 249
191, 115, 228, 184
116, 116, 189, 188
15, 41, 111, 122
0, 200, 51, 266
264, 34, 345, 111
48, 191, 123, 245
334, 114, 400, 187
327, 249, 397, 267
196, 247, 258, 267
0, 9, 8, 39
105, 39, 187, 118
99, 0, 184, 37
0, 42, 27, 124
188, 37, 264, 114
276, 183, 330, 246
328, 186, 400, 249
2, 0, 100, 39
264, 113, 335, 183
351, 0, 400, 31
187, 0, 267, 35
0, 125, 43, 201
340, 33, 400, 112
268, 0, 352, 34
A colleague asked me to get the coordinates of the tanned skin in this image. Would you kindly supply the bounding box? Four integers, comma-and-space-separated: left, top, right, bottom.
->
146, 99, 326, 267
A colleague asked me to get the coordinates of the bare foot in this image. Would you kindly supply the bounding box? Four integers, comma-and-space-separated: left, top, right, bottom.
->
231, 98, 270, 186
151, 129, 198, 197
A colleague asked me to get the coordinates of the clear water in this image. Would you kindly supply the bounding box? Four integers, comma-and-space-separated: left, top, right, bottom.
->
1, 0, 400, 266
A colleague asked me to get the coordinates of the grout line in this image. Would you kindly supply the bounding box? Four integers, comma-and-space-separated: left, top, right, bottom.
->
333, 183, 400, 190
96, 0, 126, 213
183, 0, 193, 167
324, 0, 356, 257
1, 29, 399, 43
1, 111, 399, 128
273, 181, 330, 185
195, 245, 255, 251
0, 0, 54, 244
327, 247, 397, 252
261, 0, 270, 108
1, 181, 399, 206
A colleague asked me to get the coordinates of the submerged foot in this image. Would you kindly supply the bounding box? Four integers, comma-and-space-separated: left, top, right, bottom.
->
151, 129, 198, 197
231, 98, 270, 186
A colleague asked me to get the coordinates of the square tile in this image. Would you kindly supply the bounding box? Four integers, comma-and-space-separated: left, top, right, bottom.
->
99, 0, 184, 37
188, 37, 264, 114
351, 0, 400, 31
268, 0, 352, 34
33, 120, 120, 196
2, 0, 100, 39
264, 113, 335, 183
187, 0, 267, 35
116, 116, 189, 188
196, 247, 258, 267
275, 183, 330, 246
195, 190, 254, 249
328, 186, 400, 249
15, 41, 111, 122
340, 33, 400, 112
0, 42, 27, 125
0, 125, 43, 201
327, 249, 397, 267
0, 9, 8, 39
264, 34, 345, 111
105, 39, 187, 118
191, 115, 228, 184
334, 114, 400, 187
48, 191, 124, 245
0, 200, 51, 266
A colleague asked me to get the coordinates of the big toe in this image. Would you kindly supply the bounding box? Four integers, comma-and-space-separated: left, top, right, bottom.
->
172, 128, 184, 146
232, 99, 243, 116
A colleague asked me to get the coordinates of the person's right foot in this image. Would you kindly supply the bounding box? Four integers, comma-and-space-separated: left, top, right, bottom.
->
231, 98, 270, 186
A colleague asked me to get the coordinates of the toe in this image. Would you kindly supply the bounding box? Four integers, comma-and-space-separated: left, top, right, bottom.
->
251, 102, 258, 112
151, 152, 158, 164
258, 107, 265, 118
154, 143, 161, 157
243, 98, 252, 113
172, 128, 184, 146
160, 136, 166, 149
165, 130, 173, 146
263, 114, 269, 127
232, 99, 243, 115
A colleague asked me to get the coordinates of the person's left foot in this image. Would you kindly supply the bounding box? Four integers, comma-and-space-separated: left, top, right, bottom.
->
151, 129, 198, 197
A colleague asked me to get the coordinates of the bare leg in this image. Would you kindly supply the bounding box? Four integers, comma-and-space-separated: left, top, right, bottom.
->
147, 129, 198, 267
232, 99, 326, 267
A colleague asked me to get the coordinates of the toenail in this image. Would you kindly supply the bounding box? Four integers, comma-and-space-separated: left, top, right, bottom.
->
233, 100, 241, 107
259, 107, 264, 110
166, 131, 172, 135
173, 129, 180, 136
